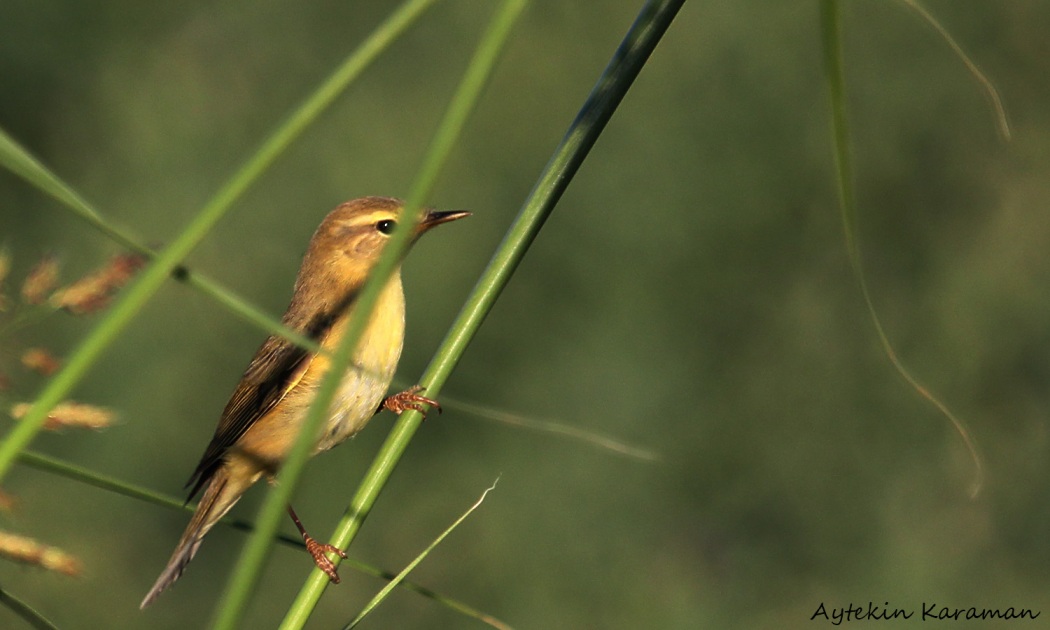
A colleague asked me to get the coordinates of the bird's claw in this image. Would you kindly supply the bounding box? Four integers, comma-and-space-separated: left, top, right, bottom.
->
304, 535, 348, 583
382, 385, 442, 419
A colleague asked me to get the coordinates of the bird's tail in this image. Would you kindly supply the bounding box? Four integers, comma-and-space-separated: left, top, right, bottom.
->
140, 461, 258, 609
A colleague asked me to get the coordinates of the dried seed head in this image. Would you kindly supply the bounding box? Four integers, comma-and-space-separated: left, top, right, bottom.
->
0, 490, 16, 513
21, 255, 60, 305
51, 253, 146, 314
0, 249, 10, 286
0, 249, 10, 309
0, 531, 81, 576
21, 348, 62, 376
10, 401, 116, 431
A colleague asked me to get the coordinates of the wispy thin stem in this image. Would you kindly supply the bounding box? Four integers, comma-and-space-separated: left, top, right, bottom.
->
820, 0, 983, 497
448, 395, 660, 462
896, 0, 1011, 141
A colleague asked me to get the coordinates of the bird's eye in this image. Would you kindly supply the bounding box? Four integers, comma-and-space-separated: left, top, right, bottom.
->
376, 219, 396, 235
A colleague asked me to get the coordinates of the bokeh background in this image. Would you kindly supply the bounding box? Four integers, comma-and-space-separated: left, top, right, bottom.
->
2, 1, 1049, 628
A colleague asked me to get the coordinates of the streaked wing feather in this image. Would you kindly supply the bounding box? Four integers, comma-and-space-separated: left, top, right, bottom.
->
182, 291, 356, 501
184, 335, 311, 499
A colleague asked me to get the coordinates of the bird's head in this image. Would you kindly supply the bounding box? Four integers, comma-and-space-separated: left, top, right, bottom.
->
292, 196, 470, 308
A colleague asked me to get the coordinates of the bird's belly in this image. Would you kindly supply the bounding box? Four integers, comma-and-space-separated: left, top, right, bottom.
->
314, 369, 391, 453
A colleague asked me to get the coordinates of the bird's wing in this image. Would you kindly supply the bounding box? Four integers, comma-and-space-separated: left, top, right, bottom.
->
184, 333, 313, 500
182, 287, 359, 501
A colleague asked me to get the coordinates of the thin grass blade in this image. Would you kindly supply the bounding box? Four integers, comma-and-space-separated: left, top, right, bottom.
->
346, 479, 501, 629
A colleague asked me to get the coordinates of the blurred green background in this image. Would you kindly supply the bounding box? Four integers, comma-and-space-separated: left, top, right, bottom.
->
2, 1, 1049, 628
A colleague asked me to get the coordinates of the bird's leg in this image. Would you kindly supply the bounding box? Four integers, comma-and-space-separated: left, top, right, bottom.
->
379, 384, 442, 418
287, 505, 347, 583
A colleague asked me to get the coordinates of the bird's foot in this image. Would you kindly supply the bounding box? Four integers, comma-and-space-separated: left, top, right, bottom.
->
381, 385, 441, 419
303, 535, 348, 584
287, 505, 346, 583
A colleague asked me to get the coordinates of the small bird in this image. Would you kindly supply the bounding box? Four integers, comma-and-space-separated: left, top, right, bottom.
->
140, 196, 469, 608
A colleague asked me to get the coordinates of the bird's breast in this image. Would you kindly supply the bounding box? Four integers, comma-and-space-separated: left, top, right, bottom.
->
313, 275, 406, 452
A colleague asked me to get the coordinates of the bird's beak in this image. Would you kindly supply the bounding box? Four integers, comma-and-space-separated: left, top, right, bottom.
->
418, 209, 471, 234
